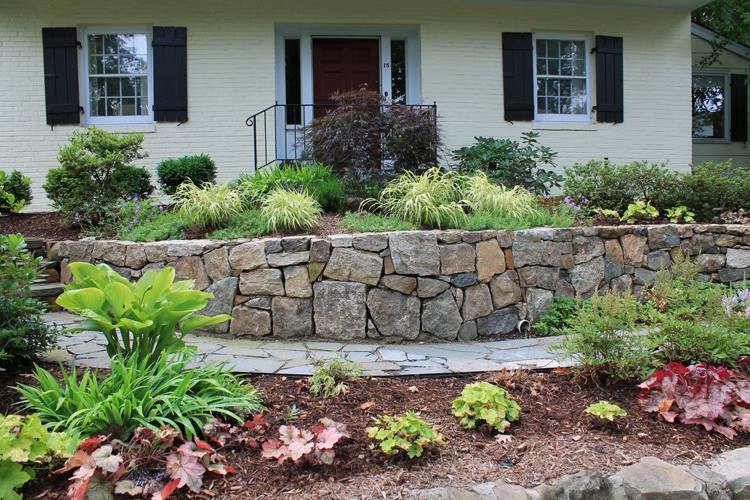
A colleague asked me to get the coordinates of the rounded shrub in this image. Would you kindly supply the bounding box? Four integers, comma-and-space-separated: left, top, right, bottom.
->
157, 154, 217, 195
0, 169, 32, 214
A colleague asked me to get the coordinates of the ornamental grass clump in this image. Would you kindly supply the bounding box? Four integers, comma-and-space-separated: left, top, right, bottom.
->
261, 187, 322, 232
461, 171, 540, 218
452, 381, 521, 433
309, 357, 363, 398
17, 351, 263, 440
366, 411, 446, 459
56, 262, 231, 362
174, 181, 243, 229
362, 167, 466, 229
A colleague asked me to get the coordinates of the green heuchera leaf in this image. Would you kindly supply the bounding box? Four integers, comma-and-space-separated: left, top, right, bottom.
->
366, 411, 445, 458
452, 381, 521, 433
0, 414, 78, 499
56, 263, 231, 363
584, 401, 627, 422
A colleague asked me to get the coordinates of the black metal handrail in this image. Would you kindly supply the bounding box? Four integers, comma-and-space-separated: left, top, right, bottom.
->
245, 102, 438, 170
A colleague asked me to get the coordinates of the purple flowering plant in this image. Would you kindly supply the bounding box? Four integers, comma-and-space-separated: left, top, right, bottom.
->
722, 288, 750, 319
117, 192, 162, 233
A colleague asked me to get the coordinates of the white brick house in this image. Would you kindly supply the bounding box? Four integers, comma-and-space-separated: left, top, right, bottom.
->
0, 0, 733, 210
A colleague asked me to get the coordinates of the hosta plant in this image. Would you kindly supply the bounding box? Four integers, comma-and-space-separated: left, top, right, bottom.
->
620, 200, 659, 224
637, 362, 750, 439
309, 357, 363, 398
175, 181, 243, 229
261, 419, 349, 465
0, 414, 78, 500
584, 401, 628, 422
57, 425, 238, 500
666, 205, 696, 223
452, 381, 521, 433
261, 187, 322, 232
18, 350, 264, 440
362, 167, 466, 228
57, 262, 230, 362
366, 412, 446, 459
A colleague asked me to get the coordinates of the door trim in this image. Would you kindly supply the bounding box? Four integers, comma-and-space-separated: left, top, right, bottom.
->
275, 24, 421, 111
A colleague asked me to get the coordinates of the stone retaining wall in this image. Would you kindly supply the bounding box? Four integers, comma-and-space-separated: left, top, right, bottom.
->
414, 448, 750, 499
56, 224, 750, 341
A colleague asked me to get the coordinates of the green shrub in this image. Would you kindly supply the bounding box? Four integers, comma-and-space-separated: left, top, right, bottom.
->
117, 211, 186, 242
363, 167, 466, 229
175, 182, 243, 229
563, 160, 682, 213
556, 292, 651, 381
207, 209, 271, 239
0, 235, 57, 372
649, 318, 750, 367
0, 414, 78, 500
57, 262, 231, 362
43, 127, 153, 229
366, 412, 446, 458
309, 357, 363, 398
452, 132, 562, 195
534, 296, 580, 336
461, 172, 540, 217
261, 187, 322, 232
339, 211, 419, 232
584, 401, 627, 422
237, 163, 344, 212
681, 161, 750, 220
157, 154, 217, 194
0, 170, 32, 215
18, 351, 263, 440
451, 381, 521, 433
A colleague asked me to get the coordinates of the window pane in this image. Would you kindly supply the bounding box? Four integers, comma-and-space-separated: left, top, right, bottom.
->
87, 33, 149, 118
535, 38, 589, 117
692, 75, 726, 139
391, 39, 407, 105
284, 39, 301, 125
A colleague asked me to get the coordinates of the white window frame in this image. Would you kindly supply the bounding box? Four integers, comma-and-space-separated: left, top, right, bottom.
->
692, 71, 731, 143
79, 26, 154, 125
532, 32, 593, 123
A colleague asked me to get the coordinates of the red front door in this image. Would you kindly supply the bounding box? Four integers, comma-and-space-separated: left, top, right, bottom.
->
312, 38, 380, 108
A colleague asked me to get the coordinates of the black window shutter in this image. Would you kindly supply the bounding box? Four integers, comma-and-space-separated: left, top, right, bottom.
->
502, 33, 534, 122
153, 27, 188, 122
730, 74, 748, 142
595, 35, 624, 123
42, 28, 80, 126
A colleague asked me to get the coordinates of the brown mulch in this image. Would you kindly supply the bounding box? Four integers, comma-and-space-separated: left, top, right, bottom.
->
0, 212, 81, 241
198, 372, 746, 498
12, 369, 748, 498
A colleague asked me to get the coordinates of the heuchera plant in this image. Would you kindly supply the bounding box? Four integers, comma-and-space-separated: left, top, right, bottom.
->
366, 411, 446, 459
261, 418, 349, 465
56, 416, 270, 500
451, 381, 521, 433
637, 362, 750, 439
584, 401, 628, 422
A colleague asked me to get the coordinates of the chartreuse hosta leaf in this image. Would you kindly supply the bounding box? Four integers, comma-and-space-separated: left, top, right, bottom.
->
0, 414, 79, 499
57, 263, 230, 363
452, 381, 521, 433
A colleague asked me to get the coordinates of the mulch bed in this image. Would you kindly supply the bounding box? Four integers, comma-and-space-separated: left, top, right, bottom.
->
9, 368, 745, 499
0, 212, 81, 241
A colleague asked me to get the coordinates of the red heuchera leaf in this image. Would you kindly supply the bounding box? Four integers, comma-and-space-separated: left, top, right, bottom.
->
194, 437, 215, 453
638, 362, 750, 439
79, 436, 106, 454
261, 420, 348, 465
153, 478, 181, 500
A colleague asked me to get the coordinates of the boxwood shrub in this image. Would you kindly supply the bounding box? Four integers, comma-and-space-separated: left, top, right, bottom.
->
157, 154, 217, 194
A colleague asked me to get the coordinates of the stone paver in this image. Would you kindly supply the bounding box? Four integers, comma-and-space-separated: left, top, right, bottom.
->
43, 313, 571, 377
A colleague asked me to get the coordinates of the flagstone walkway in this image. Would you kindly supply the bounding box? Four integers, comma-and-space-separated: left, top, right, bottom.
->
43, 312, 571, 377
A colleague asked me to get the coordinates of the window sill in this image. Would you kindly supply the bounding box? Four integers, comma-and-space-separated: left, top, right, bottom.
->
82, 123, 156, 134
532, 121, 597, 131
692, 138, 730, 144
